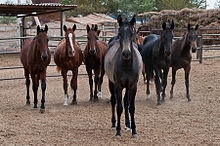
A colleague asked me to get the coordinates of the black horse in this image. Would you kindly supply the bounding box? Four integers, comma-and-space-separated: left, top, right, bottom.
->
105, 15, 143, 138
141, 20, 174, 105
170, 24, 199, 101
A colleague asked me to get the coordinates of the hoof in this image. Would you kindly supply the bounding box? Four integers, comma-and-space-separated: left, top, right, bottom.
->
114, 135, 121, 139
161, 98, 165, 103
188, 98, 191, 102
111, 127, 116, 130
131, 134, 139, 139
89, 97, 93, 102
71, 100, 77, 105
40, 108, 45, 113
63, 102, 68, 106
144, 80, 147, 84
33, 104, 38, 109
125, 127, 131, 131
170, 95, 173, 99
98, 91, 102, 98
157, 102, 161, 106
26, 101, 30, 105
146, 94, 150, 100
94, 98, 98, 102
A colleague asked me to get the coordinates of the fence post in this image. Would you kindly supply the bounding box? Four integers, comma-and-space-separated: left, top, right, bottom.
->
102, 24, 105, 41
199, 35, 203, 63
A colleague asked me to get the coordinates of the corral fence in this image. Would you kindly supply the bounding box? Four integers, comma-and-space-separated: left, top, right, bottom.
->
0, 26, 220, 81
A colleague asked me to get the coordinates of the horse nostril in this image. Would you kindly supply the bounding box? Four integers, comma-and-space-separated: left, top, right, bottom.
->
122, 50, 131, 59
42, 55, 48, 61
90, 50, 95, 54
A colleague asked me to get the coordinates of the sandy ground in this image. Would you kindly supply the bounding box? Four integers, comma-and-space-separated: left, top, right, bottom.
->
0, 53, 220, 145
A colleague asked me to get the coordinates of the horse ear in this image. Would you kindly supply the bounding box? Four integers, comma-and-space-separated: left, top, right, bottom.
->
130, 14, 136, 26
87, 25, 90, 33
188, 24, 191, 31
162, 22, 166, 30
97, 30, 101, 36
117, 15, 123, 26
94, 24, 98, 32
170, 20, 174, 30
73, 24, 76, 31
44, 25, 48, 33
63, 25, 67, 32
37, 25, 40, 34
195, 24, 199, 31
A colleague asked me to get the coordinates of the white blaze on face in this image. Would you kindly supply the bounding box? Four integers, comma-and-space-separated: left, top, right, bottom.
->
68, 33, 75, 55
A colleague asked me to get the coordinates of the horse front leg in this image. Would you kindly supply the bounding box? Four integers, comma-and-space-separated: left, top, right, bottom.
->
40, 71, 46, 113
129, 84, 138, 138
97, 66, 105, 99
24, 69, 30, 105
115, 82, 123, 137
161, 68, 169, 102
94, 68, 100, 101
61, 69, 68, 106
154, 68, 162, 105
70, 69, 78, 104
31, 73, 39, 108
109, 80, 116, 129
86, 67, 93, 101
184, 66, 191, 102
170, 68, 176, 99
124, 88, 130, 131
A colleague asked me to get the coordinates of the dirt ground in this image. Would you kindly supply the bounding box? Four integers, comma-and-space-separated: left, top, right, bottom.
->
0, 54, 220, 145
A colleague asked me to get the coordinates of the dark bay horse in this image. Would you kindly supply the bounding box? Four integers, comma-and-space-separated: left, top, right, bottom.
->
105, 15, 143, 138
84, 24, 107, 101
141, 20, 174, 105
20, 25, 51, 113
54, 25, 83, 105
170, 24, 199, 101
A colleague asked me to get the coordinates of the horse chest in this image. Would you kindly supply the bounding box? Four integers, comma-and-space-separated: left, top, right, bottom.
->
85, 56, 100, 68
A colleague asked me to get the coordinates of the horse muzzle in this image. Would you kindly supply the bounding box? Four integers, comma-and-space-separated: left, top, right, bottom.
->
165, 50, 171, 56
41, 53, 48, 62
68, 50, 75, 57
89, 49, 96, 55
192, 47, 197, 53
121, 50, 131, 60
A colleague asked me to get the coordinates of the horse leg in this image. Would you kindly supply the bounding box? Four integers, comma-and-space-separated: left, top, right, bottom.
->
62, 69, 68, 106
40, 72, 46, 113
115, 83, 123, 137
109, 80, 116, 129
184, 66, 191, 102
142, 63, 146, 83
97, 67, 105, 99
170, 68, 176, 99
24, 69, 30, 105
129, 84, 138, 138
124, 88, 130, 131
154, 68, 162, 105
161, 68, 169, 102
86, 67, 93, 101
145, 65, 151, 99
70, 69, 78, 104
31, 73, 39, 108
94, 68, 100, 101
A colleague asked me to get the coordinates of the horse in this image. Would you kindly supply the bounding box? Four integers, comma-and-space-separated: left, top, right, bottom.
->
54, 25, 83, 105
170, 24, 199, 101
105, 15, 143, 138
141, 20, 174, 105
84, 24, 107, 101
20, 25, 51, 113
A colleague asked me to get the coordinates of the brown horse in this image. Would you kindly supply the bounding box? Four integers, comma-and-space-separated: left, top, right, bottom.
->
54, 25, 83, 105
170, 24, 199, 101
84, 24, 107, 101
20, 25, 51, 113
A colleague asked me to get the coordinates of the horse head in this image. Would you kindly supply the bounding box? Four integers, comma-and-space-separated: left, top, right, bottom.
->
160, 20, 174, 56
86, 24, 101, 55
117, 14, 136, 60
187, 24, 199, 53
36, 25, 49, 62
64, 24, 77, 57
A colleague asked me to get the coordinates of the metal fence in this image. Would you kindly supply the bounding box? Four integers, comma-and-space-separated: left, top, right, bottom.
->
0, 27, 220, 81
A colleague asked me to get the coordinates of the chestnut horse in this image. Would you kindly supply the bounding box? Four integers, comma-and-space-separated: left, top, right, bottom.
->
84, 24, 107, 101
54, 25, 83, 105
20, 25, 51, 113
170, 24, 199, 101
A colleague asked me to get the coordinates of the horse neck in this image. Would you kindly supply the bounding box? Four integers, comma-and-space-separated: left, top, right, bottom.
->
159, 39, 165, 57
181, 33, 191, 56
32, 40, 41, 62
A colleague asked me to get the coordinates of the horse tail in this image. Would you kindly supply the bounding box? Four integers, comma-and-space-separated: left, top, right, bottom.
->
57, 66, 62, 72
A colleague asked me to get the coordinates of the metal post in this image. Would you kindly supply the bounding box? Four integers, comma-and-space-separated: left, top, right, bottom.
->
60, 11, 66, 37
102, 24, 105, 41
199, 35, 203, 63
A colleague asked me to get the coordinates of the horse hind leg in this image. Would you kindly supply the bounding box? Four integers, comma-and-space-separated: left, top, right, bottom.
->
94, 69, 100, 101
62, 69, 68, 106
86, 68, 93, 101
24, 69, 30, 105
31, 74, 39, 108
124, 88, 130, 131
184, 67, 191, 102
170, 68, 176, 99
154, 68, 162, 105
70, 69, 78, 104
115, 83, 123, 137
40, 79, 46, 113
97, 67, 105, 99
161, 68, 169, 102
